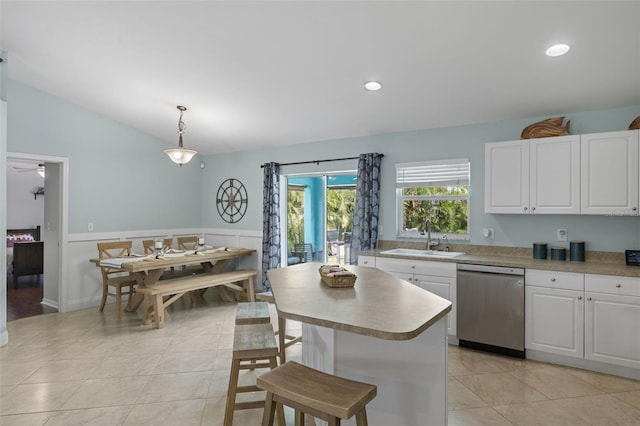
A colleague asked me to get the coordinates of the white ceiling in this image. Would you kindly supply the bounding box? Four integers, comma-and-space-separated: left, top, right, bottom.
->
2, 1, 639, 155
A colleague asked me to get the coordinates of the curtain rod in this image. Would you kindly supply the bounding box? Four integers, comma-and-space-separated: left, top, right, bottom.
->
260, 154, 383, 168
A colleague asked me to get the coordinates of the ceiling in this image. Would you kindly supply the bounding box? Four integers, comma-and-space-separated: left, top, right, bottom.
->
1, 1, 639, 155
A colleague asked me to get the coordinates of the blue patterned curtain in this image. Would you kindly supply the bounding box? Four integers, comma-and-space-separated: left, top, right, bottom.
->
349, 153, 383, 264
261, 162, 281, 290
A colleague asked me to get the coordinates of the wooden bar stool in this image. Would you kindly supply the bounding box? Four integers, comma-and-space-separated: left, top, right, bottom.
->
256, 291, 301, 364
257, 361, 377, 426
224, 323, 285, 426
235, 301, 271, 325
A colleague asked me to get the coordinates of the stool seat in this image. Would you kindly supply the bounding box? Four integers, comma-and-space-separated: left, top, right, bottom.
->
257, 361, 377, 426
236, 301, 271, 325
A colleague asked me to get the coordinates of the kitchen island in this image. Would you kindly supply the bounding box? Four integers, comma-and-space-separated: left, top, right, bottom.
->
267, 262, 452, 425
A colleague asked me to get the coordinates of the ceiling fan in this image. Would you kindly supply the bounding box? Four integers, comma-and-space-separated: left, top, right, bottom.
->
13, 164, 45, 177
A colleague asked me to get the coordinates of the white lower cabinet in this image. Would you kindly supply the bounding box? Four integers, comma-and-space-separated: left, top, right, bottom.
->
526, 269, 640, 371
585, 274, 640, 369
526, 285, 584, 358
374, 257, 456, 337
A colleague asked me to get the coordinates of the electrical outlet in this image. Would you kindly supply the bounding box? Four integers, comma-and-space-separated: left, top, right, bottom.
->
88, 222, 94, 232
557, 228, 567, 241
482, 228, 494, 239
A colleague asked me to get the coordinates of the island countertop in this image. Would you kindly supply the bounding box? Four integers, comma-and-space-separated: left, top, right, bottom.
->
267, 262, 452, 341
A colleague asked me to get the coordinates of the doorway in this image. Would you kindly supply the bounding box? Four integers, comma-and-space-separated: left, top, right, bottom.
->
5, 152, 68, 321
285, 172, 356, 266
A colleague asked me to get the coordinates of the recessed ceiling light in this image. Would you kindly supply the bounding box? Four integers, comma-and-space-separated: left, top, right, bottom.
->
364, 81, 382, 91
546, 44, 570, 57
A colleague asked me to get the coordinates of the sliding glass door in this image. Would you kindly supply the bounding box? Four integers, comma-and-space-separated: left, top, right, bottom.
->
284, 172, 356, 266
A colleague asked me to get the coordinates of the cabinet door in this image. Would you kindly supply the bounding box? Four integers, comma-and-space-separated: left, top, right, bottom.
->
581, 130, 639, 215
585, 292, 640, 368
530, 135, 581, 214
525, 286, 584, 358
414, 274, 456, 337
485, 140, 529, 213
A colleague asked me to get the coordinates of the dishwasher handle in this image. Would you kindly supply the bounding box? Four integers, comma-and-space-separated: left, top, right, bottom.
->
457, 263, 525, 276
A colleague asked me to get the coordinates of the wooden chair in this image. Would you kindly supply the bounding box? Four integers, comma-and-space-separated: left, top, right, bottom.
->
256, 291, 301, 364
177, 236, 199, 250
96, 241, 138, 317
257, 361, 377, 426
142, 238, 173, 254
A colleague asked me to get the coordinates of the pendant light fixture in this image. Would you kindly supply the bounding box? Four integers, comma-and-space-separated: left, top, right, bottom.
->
164, 105, 197, 166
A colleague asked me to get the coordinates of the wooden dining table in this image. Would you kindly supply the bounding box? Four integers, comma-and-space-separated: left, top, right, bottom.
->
90, 248, 256, 312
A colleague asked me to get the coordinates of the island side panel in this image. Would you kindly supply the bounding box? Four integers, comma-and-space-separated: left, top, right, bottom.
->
302, 318, 448, 426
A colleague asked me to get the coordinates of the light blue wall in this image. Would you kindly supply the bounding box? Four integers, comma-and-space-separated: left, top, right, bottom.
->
1, 50, 8, 344
202, 105, 640, 252
7, 80, 203, 233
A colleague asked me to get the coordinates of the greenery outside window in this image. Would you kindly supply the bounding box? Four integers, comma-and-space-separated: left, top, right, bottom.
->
396, 158, 470, 240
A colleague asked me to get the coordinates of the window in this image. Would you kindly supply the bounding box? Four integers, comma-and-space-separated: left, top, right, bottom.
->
396, 158, 470, 239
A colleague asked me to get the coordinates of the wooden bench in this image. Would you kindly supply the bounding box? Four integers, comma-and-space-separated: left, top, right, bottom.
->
257, 361, 377, 426
137, 269, 257, 328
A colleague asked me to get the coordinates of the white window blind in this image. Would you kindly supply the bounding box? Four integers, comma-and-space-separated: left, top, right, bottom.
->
396, 158, 470, 188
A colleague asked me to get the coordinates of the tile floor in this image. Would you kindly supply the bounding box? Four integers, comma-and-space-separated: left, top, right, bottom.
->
1, 291, 640, 426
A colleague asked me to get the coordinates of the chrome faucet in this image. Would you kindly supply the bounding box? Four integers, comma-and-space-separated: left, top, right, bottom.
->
423, 218, 439, 249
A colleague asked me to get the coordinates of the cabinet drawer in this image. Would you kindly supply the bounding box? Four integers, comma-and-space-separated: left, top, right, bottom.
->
375, 257, 456, 277
585, 274, 640, 297
358, 256, 375, 267
526, 269, 584, 291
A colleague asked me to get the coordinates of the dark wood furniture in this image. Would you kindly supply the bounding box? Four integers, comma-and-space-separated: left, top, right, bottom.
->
11, 241, 44, 289
7, 226, 43, 289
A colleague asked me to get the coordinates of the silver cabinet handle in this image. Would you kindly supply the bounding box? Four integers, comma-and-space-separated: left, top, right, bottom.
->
616, 283, 622, 288
524, 207, 528, 212
633, 207, 637, 211
411, 265, 415, 269
587, 297, 592, 301
532, 207, 536, 211
551, 278, 556, 282
577, 296, 582, 300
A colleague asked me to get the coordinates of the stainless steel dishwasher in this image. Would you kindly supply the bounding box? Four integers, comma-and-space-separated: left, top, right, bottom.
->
457, 264, 526, 358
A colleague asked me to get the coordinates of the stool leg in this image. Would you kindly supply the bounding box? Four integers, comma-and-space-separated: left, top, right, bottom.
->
224, 358, 241, 426
268, 357, 286, 426
328, 418, 340, 426
261, 391, 277, 426
294, 409, 304, 426
355, 409, 368, 426
278, 316, 287, 364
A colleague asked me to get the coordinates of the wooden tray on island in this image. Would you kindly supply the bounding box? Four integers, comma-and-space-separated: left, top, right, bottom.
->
319, 265, 357, 288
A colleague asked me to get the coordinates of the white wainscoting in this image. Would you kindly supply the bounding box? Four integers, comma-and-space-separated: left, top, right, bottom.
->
66, 228, 263, 312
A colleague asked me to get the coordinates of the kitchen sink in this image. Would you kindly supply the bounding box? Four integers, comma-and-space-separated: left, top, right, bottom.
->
379, 248, 465, 258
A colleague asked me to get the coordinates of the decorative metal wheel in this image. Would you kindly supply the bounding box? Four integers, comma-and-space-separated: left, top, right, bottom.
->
216, 178, 248, 223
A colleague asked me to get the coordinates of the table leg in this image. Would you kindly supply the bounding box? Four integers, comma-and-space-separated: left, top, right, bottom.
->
202, 260, 235, 302
125, 269, 164, 312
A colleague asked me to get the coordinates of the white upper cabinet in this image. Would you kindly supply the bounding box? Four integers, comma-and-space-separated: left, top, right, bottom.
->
580, 130, 639, 215
530, 136, 581, 214
485, 135, 580, 214
485, 140, 529, 213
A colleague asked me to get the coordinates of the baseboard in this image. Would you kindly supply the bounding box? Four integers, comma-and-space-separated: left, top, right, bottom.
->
65, 297, 102, 312
0, 328, 8, 347
527, 349, 640, 380
41, 298, 59, 310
